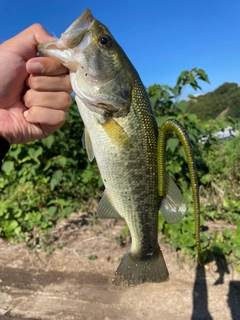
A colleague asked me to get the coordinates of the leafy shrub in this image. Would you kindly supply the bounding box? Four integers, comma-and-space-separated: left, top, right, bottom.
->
148, 69, 240, 271
148, 68, 210, 193
0, 99, 103, 241
1, 69, 239, 272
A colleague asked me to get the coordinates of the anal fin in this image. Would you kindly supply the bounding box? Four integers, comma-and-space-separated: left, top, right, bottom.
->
97, 190, 122, 219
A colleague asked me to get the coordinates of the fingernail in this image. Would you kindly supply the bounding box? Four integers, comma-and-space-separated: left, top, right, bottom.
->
27, 61, 43, 74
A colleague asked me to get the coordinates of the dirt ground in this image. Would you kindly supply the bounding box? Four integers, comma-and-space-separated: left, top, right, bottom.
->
0, 212, 239, 320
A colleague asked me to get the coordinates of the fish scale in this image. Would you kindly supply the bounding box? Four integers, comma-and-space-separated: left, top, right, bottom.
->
77, 72, 167, 285
38, 8, 188, 286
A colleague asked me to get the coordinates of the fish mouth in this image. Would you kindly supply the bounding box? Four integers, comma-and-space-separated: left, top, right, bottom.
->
37, 9, 94, 52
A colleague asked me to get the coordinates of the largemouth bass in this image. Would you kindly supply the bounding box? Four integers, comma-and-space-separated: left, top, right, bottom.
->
38, 9, 187, 286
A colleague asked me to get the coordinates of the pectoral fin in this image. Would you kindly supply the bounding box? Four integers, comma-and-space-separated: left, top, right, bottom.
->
159, 172, 187, 223
82, 127, 95, 162
101, 118, 132, 149
97, 190, 122, 219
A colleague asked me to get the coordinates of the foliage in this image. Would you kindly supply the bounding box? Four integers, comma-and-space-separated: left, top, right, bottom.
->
187, 82, 240, 120
159, 209, 240, 269
158, 207, 204, 258
0, 67, 239, 272
159, 131, 240, 270
0, 99, 103, 241
148, 68, 210, 192
148, 69, 239, 270
199, 125, 240, 201
200, 133, 240, 270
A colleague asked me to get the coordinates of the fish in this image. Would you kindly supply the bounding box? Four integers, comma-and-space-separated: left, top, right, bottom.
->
38, 8, 187, 286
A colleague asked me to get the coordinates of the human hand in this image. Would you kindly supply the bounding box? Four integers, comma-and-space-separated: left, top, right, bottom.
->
0, 24, 72, 144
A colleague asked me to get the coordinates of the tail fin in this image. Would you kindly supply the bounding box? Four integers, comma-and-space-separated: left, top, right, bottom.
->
112, 249, 169, 286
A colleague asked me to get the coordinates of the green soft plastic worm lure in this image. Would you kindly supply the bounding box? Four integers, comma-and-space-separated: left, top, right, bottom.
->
158, 119, 204, 266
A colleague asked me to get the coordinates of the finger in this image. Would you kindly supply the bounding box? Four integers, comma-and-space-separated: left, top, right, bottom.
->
24, 106, 66, 126
27, 74, 72, 93
26, 57, 69, 75
24, 107, 66, 133
3, 24, 56, 61
24, 90, 72, 111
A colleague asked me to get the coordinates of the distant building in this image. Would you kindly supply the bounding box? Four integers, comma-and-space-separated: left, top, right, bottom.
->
214, 126, 239, 141
200, 126, 239, 143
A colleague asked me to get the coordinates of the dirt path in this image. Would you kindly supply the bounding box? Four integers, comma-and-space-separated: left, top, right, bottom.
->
0, 214, 239, 320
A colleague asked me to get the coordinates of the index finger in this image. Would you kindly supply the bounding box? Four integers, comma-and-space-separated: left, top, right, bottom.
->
26, 57, 69, 76
2, 24, 55, 61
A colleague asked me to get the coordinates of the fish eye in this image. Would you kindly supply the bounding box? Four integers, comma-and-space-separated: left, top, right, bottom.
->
98, 35, 112, 48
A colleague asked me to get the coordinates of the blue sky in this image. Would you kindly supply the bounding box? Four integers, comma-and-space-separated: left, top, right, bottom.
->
1, 0, 240, 98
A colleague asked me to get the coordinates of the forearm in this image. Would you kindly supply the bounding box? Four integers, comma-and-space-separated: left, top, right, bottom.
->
0, 136, 10, 171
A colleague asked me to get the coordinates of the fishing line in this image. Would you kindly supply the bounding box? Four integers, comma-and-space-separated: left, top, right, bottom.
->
51, 31, 58, 39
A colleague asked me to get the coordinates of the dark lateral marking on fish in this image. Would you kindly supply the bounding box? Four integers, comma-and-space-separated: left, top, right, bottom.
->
158, 119, 204, 266
101, 118, 133, 149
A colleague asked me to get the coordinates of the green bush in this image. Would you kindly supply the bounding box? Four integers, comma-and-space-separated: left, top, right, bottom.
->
148, 68, 210, 193
147, 69, 240, 271
1, 69, 239, 272
0, 99, 103, 241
